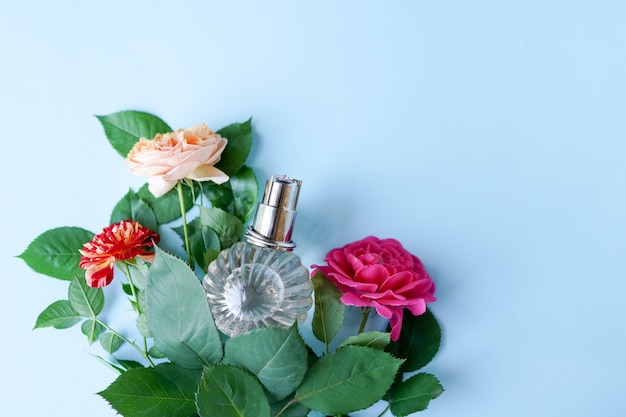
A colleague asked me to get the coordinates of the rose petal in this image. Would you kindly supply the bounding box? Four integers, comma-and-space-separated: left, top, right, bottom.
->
378, 271, 414, 293
163, 142, 225, 180
331, 272, 378, 293
370, 300, 394, 320
347, 253, 365, 273
354, 264, 389, 285
147, 175, 178, 198
85, 262, 114, 288
340, 291, 371, 308
405, 299, 427, 316
188, 165, 229, 184
388, 308, 403, 341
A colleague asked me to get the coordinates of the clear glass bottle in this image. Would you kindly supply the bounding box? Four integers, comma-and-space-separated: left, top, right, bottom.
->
202, 175, 313, 337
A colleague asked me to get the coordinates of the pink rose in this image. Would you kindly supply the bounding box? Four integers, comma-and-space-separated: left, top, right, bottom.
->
313, 236, 436, 341
126, 124, 229, 197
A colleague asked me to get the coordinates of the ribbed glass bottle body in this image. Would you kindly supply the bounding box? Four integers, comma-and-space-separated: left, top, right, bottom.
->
202, 242, 312, 337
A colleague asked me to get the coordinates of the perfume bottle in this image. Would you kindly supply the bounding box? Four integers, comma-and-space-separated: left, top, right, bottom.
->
202, 175, 313, 337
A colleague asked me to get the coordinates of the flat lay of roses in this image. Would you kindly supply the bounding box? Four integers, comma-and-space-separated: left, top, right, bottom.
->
18, 110, 444, 417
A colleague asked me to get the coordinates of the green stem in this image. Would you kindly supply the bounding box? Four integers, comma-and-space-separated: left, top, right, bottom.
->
122, 263, 140, 314
358, 307, 372, 334
274, 399, 297, 417
176, 181, 194, 267
120, 263, 155, 367
376, 403, 391, 417
96, 318, 155, 367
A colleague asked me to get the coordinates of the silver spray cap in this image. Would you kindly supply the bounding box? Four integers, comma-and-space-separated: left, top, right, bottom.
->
244, 175, 302, 251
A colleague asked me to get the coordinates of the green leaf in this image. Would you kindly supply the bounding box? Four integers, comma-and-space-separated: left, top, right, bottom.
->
136, 313, 152, 338
98, 362, 201, 417
81, 319, 105, 344
114, 359, 146, 372
201, 182, 235, 216
229, 166, 258, 222
389, 373, 444, 416
173, 217, 221, 272
121, 283, 134, 296
110, 189, 158, 232
198, 206, 243, 249
100, 332, 124, 354
224, 326, 308, 401
295, 345, 403, 415
68, 275, 105, 317
129, 259, 150, 290
18, 227, 94, 281
145, 247, 223, 368
196, 365, 270, 417
388, 308, 441, 372
338, 331, 391, 351
148, 346, 166, 359
88, 353, 126, 374
311, 271, 345, 347
96, 110, 172, 158
202, 165, 258, 223
34, 299, 81, 329
136, 182, 199, 225
215, 118, 253, 176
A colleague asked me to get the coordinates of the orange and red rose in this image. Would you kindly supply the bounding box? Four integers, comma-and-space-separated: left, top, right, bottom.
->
313, 236, 436, 341
78, 220, 159, 288
126, 124, 228, 198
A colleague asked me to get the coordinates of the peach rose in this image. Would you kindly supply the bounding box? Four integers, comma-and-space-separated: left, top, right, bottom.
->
126, 124, 229, 197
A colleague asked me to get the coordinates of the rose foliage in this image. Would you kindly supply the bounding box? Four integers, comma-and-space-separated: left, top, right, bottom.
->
18, 110, 444, 417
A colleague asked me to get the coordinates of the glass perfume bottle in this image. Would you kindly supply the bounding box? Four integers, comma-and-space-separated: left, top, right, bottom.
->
202, 175, 313, 337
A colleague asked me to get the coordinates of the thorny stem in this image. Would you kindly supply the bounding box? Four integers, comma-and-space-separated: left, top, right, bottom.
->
122, 263, 140, 314
96, 318, 155, 367
120, 263, 154, 367
177, 181, 194, 267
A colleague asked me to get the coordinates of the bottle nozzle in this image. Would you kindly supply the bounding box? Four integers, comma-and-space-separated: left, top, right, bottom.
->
244, 175, 301, 250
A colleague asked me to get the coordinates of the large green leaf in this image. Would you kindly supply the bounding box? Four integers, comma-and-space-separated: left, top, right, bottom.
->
202, 165, 258, 223
18, 227, 94, 281
110, 189, 158, 232
311, 271, 345, 348
230, 166, 258, 222
215, 118, 253, 176
196, 365, 270, 417
388, 308, 441, 372
96, 110, 172, 158
128, 259, 150, 290
145, 247, 223, 368
198, 206, 243, 249
224, 326, 308, 401
33, 299, 81, 329
295, 345, 403, 415
136, 182, 197, 225
389, 373, 444, 416
68, 275, 105, 317
98, 362, 201, 417
172, 217, 220, 272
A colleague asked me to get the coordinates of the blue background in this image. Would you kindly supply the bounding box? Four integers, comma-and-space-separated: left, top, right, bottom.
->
2, 1, 625, 416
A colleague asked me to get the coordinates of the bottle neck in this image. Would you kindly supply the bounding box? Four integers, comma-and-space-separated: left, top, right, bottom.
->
244, 227, 296, 251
